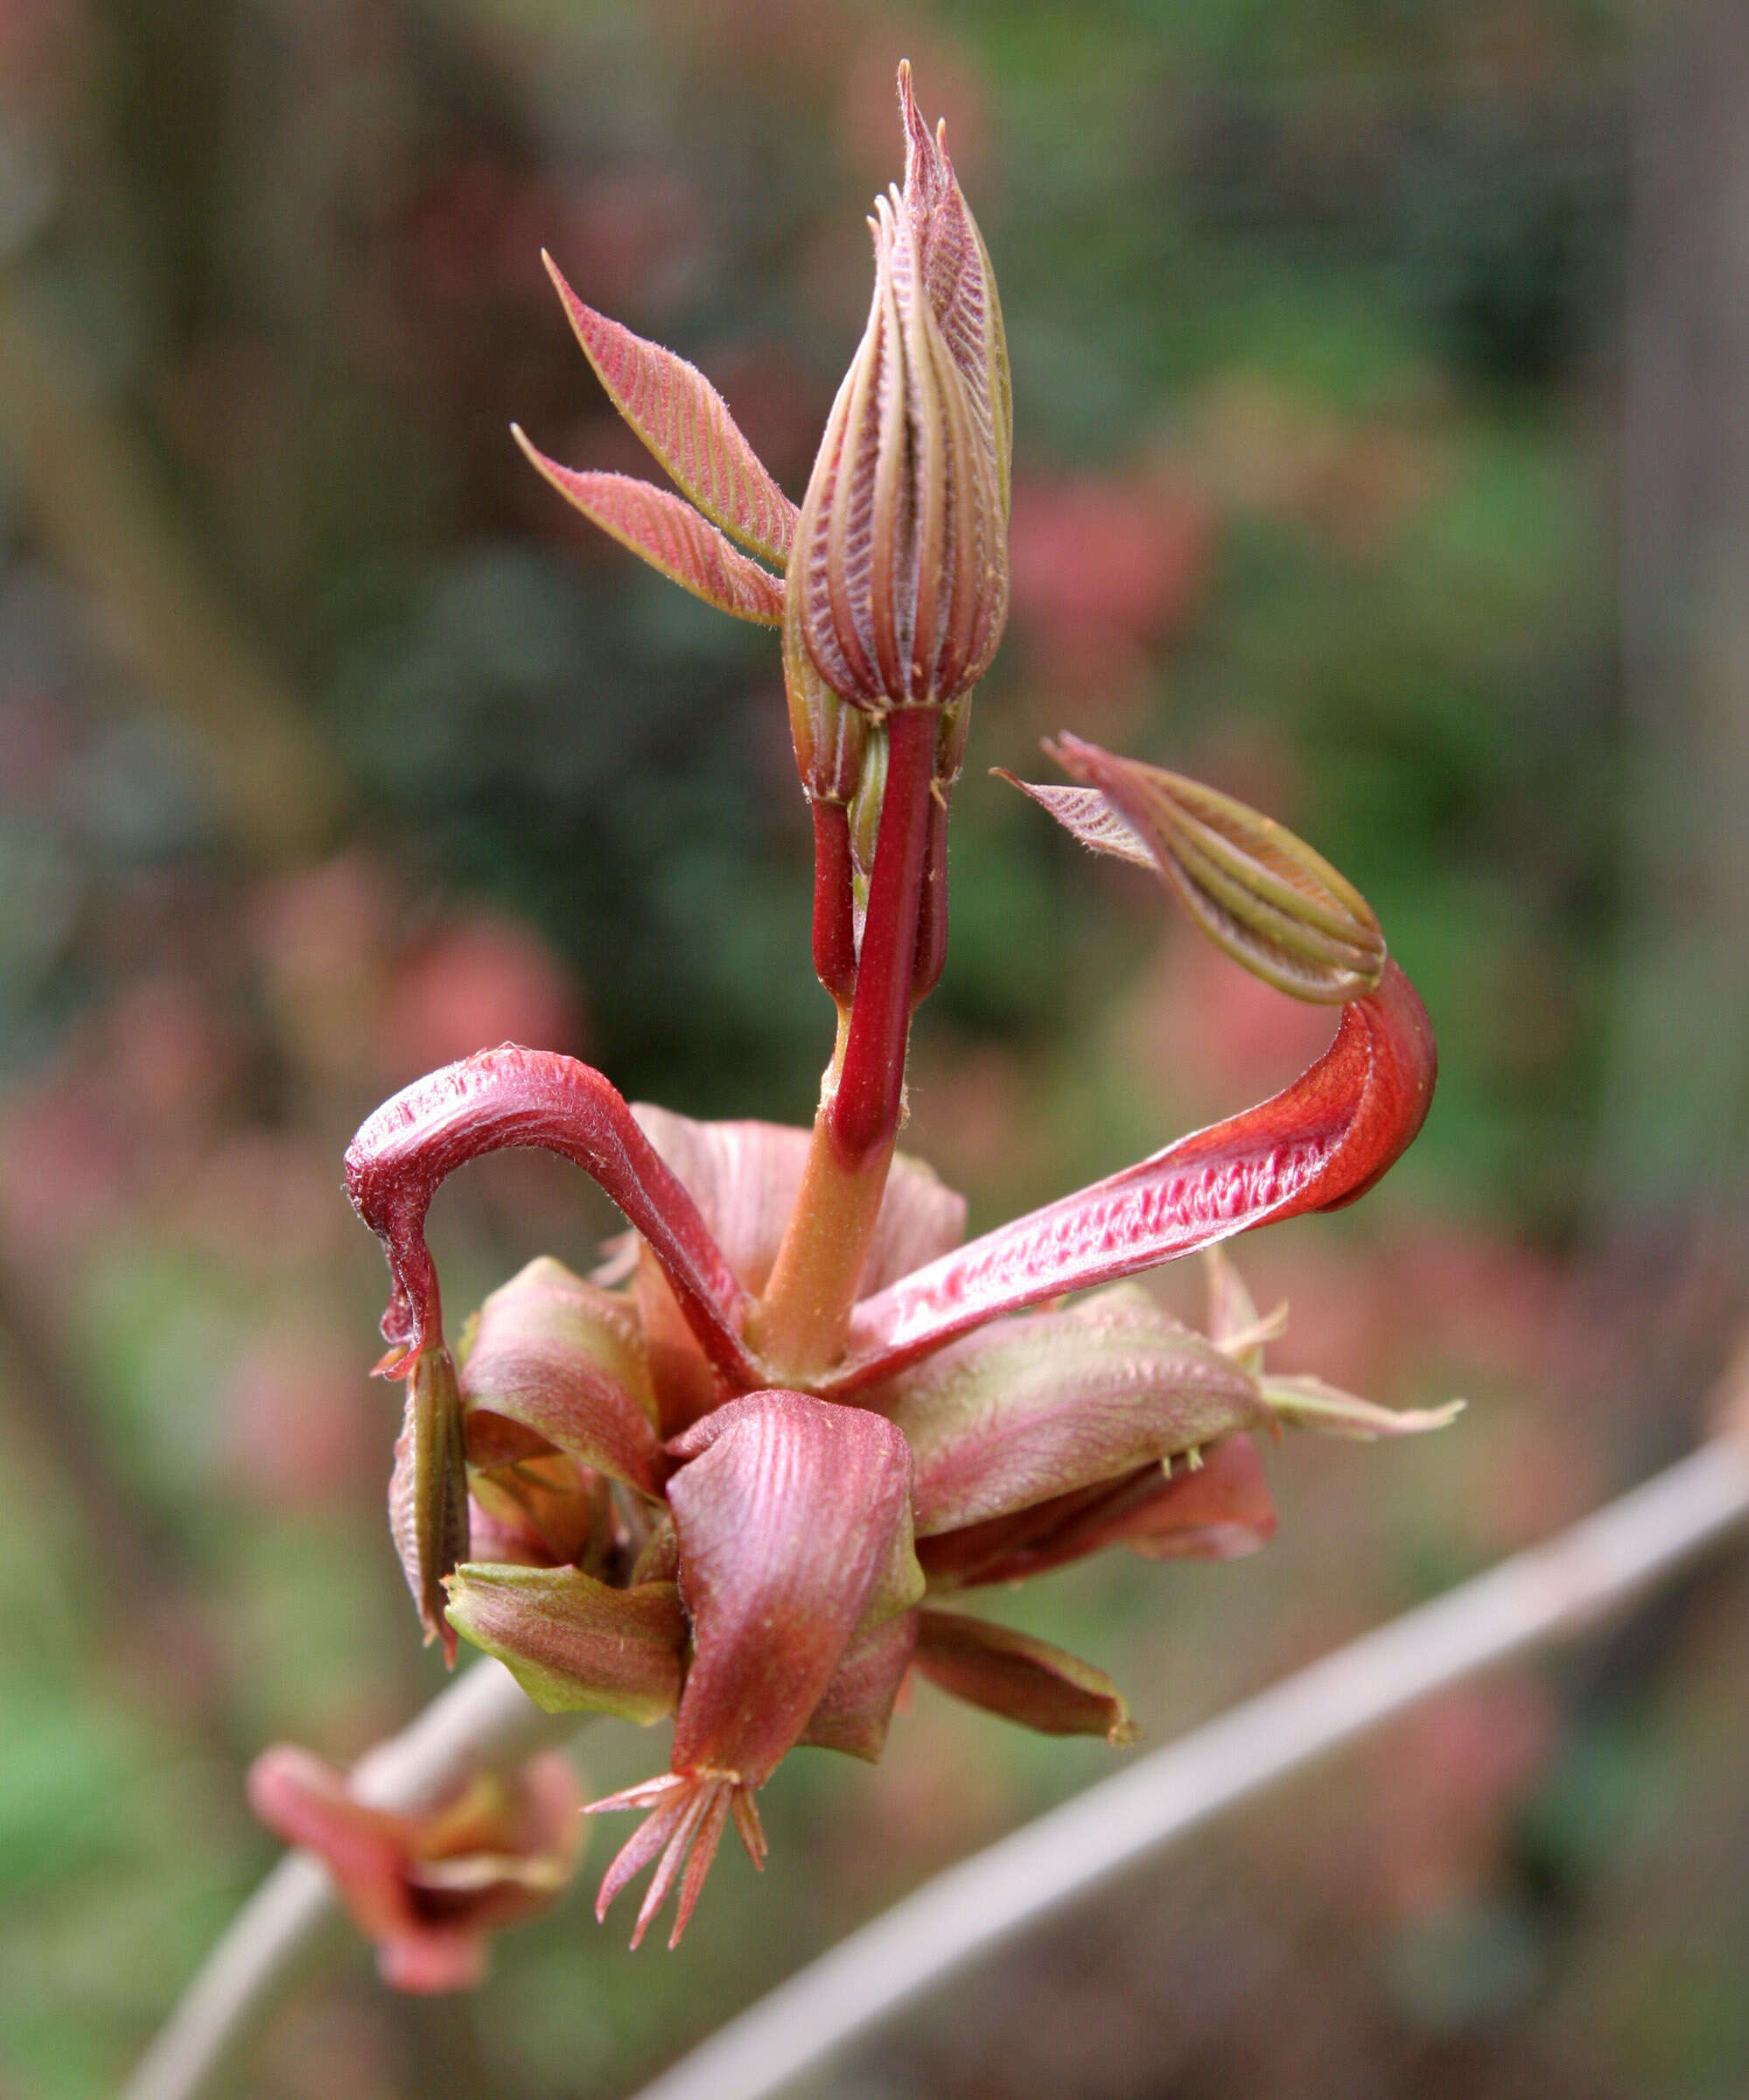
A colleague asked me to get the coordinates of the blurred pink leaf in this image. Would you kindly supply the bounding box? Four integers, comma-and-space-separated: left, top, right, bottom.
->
248, 1746, 582, 1993
386, 914, 581, 1079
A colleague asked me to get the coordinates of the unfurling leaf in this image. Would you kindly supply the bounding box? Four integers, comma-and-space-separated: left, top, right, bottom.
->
511, 435, 785, 624
664, 1389, 922, 1784
884, 1284, 1265, 1535
917, 1433, 1277, 1588
458, 1256, 662, 1494
913, 1608, 1136, 1744
542, 251, 797, 567
1011, 733, 1386, 1003
833, 959, 1438, 1392
1262, 1373, 1465, 1439
587, 1390, 920, 1949
787, 66, 1009, 710
444, 1564, 687, 1721
388, 1346, 469, 1664
797, 1612, 920, 1762
994, 777, 1155, 866
1201, 1246, 1289, 1376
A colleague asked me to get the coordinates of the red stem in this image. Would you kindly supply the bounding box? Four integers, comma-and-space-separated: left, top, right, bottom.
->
811, 801, 857, 1003
829, 707, 937, 1162
911, 788, 950, 1003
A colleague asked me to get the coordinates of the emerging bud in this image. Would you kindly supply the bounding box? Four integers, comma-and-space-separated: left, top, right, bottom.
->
1008, 733, 1387, 1004
787, 63, 1011, 714
833, 956, 1438, 1391
786, 624, 870, 808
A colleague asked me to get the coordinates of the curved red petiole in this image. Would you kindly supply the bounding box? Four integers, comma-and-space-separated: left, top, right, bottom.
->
346, 1045, 759, 1390
827, 959, 1436, 1395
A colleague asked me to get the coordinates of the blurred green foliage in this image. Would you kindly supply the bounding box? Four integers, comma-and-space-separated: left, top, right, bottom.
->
3, 3, 1748, 2097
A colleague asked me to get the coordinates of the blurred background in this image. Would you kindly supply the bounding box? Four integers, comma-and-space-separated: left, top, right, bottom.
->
3, 1, 1748, 2095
